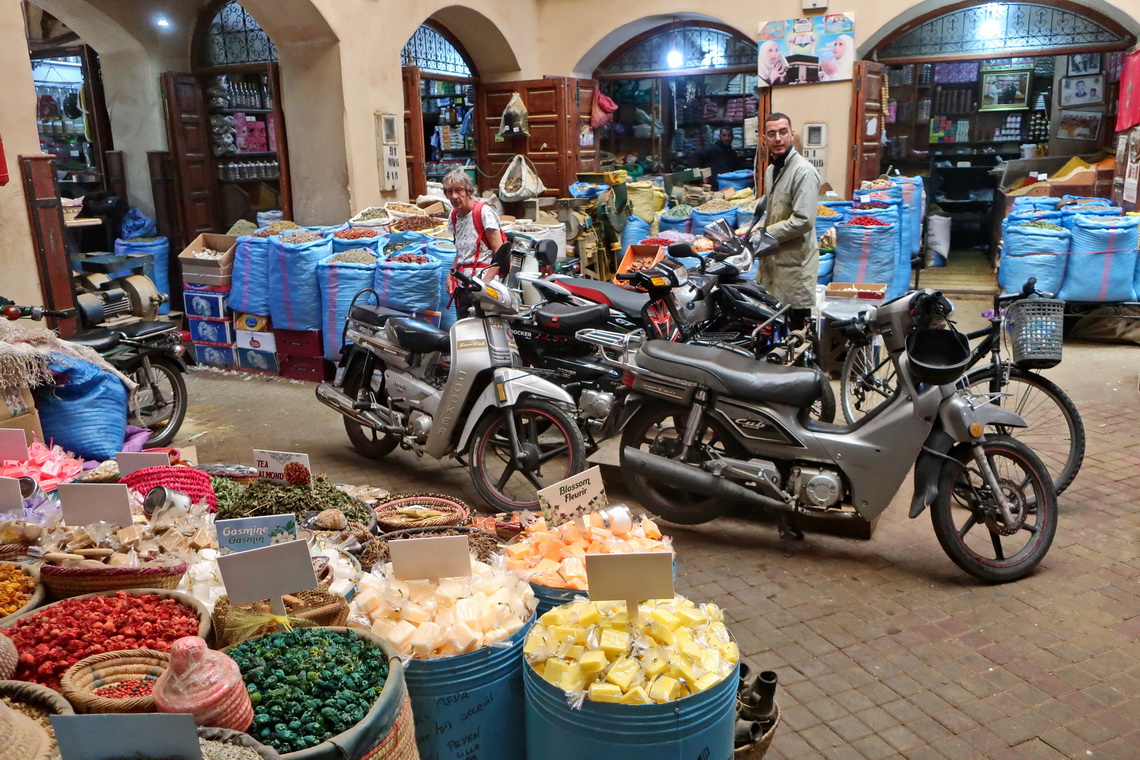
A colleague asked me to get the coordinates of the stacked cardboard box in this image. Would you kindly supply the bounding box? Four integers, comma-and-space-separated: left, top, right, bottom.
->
180, 234, 236, 369
275, 329, 333, 382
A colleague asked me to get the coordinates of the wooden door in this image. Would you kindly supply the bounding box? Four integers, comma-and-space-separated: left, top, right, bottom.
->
566, 78, 602, 176
266, 63, 293, 221
161, 73, 218, 246
20, 155, 77, 337
847, 61, 887, 197
402, 67, 427, 199
753, 88, 774, 194
475, 79, 567, 198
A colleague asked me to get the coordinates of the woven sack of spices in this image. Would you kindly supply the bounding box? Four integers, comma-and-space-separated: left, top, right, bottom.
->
267, 233, 333, 331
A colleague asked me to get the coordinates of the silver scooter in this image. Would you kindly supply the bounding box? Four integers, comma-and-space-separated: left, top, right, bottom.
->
613, 289, 1058, 582
316, 266, 586, 511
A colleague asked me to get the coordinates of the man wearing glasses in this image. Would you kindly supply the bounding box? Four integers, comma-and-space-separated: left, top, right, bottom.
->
755, 113, 820, 331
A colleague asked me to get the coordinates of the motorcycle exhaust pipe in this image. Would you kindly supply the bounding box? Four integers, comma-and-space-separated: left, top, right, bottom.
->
622, 447, 793, 513
314, 383, 402, 434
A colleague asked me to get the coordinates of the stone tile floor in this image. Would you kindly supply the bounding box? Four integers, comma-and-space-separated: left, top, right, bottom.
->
176, 337, 1139, 760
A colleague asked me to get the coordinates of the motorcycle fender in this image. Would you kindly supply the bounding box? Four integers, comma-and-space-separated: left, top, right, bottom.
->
116, 351, 188, 375
454, 368, 575, 453
609, 391, 652, 433
938, 393, 1027, 441
909, 429, 955, 519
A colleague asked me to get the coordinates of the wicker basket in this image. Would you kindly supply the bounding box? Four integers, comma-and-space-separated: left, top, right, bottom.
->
733, 704, 781, 760
121, 465, 217, 510
0, 679, 75, 716
212, 588, 350, 648
0, 545, 25, 562
0, 564, 44, 627
372, 493, 470, 533
1007, 298, 1064, 369
0, 588, 212, 644
38, 560, 188, 599
59, 649, 170, 714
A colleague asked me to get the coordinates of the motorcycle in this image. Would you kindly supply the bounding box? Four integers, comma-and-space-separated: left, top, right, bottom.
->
616, 288, 1058, 582
315, 262, 587, 512
0, 298, 189, 447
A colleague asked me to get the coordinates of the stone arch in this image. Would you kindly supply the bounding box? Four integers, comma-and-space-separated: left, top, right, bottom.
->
570, 13, 751, 78
411, 5, 521, 78
859, 0, 1139, 59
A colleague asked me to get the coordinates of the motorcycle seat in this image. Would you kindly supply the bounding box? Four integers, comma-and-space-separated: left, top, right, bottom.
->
118, 321, 177, 340
534, 302, 610, 334
349, 303, 406, 328
550, 276, 649, 318
637, 340, 824, 408
66, 328, 120, 352
388, 317, 449, 354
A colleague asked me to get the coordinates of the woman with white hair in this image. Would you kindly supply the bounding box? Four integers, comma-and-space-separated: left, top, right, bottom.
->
819, 34, 855, 81
443, 167, 505, 318
758, 40, 788, 86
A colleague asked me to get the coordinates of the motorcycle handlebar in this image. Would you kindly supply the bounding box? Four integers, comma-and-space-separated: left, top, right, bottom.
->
2, 304, 76, 321
614, 272, 639, 281
451, 268, 477, 288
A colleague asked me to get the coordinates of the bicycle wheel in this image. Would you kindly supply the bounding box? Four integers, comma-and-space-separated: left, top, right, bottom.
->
840, 342, 897, 424
964, 366, 1085, 494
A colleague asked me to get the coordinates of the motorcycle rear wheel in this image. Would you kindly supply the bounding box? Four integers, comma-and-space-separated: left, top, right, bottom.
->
930, 435, 1057, 583
342, 360, 399, 459
130, 358, 186, 448
468, 399, 586, 512
619, 402, 740, 524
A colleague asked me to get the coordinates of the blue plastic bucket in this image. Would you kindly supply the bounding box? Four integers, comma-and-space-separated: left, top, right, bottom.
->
530, 583, 581, 616
403, 616, 534, 760
524, 655, 738, 760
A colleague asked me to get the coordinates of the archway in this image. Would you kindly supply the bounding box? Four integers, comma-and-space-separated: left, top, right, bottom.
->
425, 5, 519, 79
572, 13, 749, 79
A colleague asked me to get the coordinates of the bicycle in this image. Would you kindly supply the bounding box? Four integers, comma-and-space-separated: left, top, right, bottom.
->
839, 277, 1085, 494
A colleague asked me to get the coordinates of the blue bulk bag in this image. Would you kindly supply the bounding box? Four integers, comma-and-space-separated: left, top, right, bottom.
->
426, 240, 460, 331
1061, 195, 1111, 204
230, 235, 271, 316
999, 223, 1070, 296
114, 237, 170, 314
818, 253, 835, 285
659, 207, 692, 233
121, 208, 156, 239
34, 355, 128, 460
690, 206, 737, 236
374, 252, 442, 315
620, 215, 651, 249
890, 176, 925, 255
834, 220, 899, 294
1060, 204, 1121, 230
1059, 214, 1139, 302
846, 205, 907, 282
815, 205, 846, 244
1005, 210, 1062, 228
569, 182, 607, 199
1012, 196, 1060, 211
267, 233, 333, 331
716, 170, 754, 192
318, 251, 378, 360
331, 231, 382, 256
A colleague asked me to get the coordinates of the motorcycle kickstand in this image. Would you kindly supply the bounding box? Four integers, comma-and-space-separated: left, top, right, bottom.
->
777, 513, 805, 541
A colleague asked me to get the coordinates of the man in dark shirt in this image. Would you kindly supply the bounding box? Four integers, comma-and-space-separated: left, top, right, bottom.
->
696, 128, 740, 178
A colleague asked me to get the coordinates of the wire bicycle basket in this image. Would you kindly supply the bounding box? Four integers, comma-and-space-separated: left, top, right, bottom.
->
1006, 298, 1064, 369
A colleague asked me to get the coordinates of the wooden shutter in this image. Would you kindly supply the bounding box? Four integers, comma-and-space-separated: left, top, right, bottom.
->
476, 79, 566, 198
566, 78, 601, 176
847, 61, 887, 197
19, 155, 77, 336
402, 67, 427, 199
161, 72, 218, 246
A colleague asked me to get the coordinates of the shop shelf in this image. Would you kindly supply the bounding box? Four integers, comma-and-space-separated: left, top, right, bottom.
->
211, 107, 273, 114
217, 151, 278, 159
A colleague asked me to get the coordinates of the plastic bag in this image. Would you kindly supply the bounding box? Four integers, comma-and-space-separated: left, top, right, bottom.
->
34, 354, 128, 461
590, 92, 618, 129
121, 207, 156, 239
154, 636, 253, 731
498, 92, 529, 137
499, 154, 546, 202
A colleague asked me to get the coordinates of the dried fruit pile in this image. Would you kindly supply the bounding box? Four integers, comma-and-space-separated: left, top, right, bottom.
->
816, 205, 840, 217
330, 249, 376, 264
387, 253, 430, 264
280, 230, 324, 244
2, 591, 201, 688
842, 216, 891, 227
386, 203, 424, 215
92, 679, 155, 699
252, 221, 301, 238
0, 563, 36, 617
638, 238, 675, 247
333, 228, 380, 240
392, 216, 439, 232
697, 198, 733, 213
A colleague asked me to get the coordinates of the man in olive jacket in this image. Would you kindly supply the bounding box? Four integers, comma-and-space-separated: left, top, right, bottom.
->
755, 113, 820, 330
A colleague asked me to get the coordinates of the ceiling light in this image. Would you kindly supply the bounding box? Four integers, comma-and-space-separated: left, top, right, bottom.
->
666, 49, 684, 68
155, 17, 171, 28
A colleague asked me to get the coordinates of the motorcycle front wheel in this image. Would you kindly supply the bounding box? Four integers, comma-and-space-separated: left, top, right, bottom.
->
930, 435, 1057, 583
342, 359, 399, 459
468, 399, 586, 512
130, 358, 187, 448
619, 402, 740, 525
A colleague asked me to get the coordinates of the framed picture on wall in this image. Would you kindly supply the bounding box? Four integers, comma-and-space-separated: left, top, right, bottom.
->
979, 69, 1032, 111
1056, 109, 1104, 141
1067, 53, 1101, 76
1059, 75, 1105, 107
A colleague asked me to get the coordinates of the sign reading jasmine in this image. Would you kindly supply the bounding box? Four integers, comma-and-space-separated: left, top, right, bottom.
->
215, 514, 297, 555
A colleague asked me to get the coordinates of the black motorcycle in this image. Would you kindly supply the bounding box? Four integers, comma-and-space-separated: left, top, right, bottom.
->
1, 298, 189, 447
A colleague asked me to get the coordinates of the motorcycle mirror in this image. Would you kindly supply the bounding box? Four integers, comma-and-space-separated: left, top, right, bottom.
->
667, 242, 696, 260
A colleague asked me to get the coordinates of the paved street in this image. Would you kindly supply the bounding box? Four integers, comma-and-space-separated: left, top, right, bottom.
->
175, 332, 1139, 760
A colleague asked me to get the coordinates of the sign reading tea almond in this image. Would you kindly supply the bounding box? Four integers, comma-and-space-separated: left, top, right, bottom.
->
253, 448, 312, 487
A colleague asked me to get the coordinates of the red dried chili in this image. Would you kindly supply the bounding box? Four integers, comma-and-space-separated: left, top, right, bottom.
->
639, 238, 676, 247
852, 201, 891, 209
1, 591, 201, 689
333, 228, 380, 240
843, 216, 891, 226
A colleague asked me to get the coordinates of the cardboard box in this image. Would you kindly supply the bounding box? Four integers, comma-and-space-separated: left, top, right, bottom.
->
237, 347, 279, 374
188, 317, 235, 346
236, 329, 276, 352
274, 329, 323, 357
2, 386, 35, 422
233, 312, 271, 332
614, 244, 665, 287
183, 282, 232, 294
183, 290, 230, 320
179, 234, 237, 280
821, 282, 888, 321
192, 343, 236, 369
279, 354, 334, 382
416, 200, 445, 215
0, 410, 43, 444
183, 273, 232, 288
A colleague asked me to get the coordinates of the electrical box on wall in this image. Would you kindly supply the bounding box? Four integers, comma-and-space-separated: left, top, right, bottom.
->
802, 0, 828, 10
